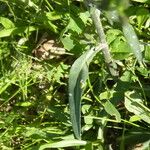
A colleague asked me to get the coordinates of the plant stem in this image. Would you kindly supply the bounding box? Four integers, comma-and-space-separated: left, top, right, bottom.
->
89, 5, 118, 77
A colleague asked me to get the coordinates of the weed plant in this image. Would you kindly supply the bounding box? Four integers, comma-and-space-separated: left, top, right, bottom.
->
0, 0, 150, 149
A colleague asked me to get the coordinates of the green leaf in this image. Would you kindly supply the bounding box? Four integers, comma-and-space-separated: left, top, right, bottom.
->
0, 17, 15, 29
122, 22, 143, 64
66, 16, 84, 34
19, 0, 39, 10
61, 36, 74, 50
136, 8, 149, 28
46, 12, 62, 20
82, 105, 93, 125
131, 0, 149, 3
15, 102, 32, 107
25, 127, 46, 138
0, 26, 38, 38
69, 63, 88, 139
0, 74, 16, 94
125, 91, 150, 124
69, 45, 103, 139
45, 21, 58, 33
106, 29, 122, 44
129, 115, 141, 122
111, 39, 132, 60
79, 11, 90, 25
35, 12, 59, 33
39, 140, 87, 150
145, 45, 150, 61
136, 66, 150, 77
104, 101, 121, 122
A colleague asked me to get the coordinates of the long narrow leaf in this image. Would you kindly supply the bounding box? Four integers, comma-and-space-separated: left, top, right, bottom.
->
69, 45, 103, 139
39, 139, 87, 150
122, 22, 143, 64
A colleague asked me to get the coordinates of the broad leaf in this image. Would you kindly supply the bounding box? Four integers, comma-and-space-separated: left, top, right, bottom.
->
136, 8, 149, 28
0, 17, 15, 29
125, 91, 150, 124
106, 29, 122, 44
61, 36, 74, 50
66, 16, 84, 34
79, 11, 90, 25
111, 39, 132, 60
